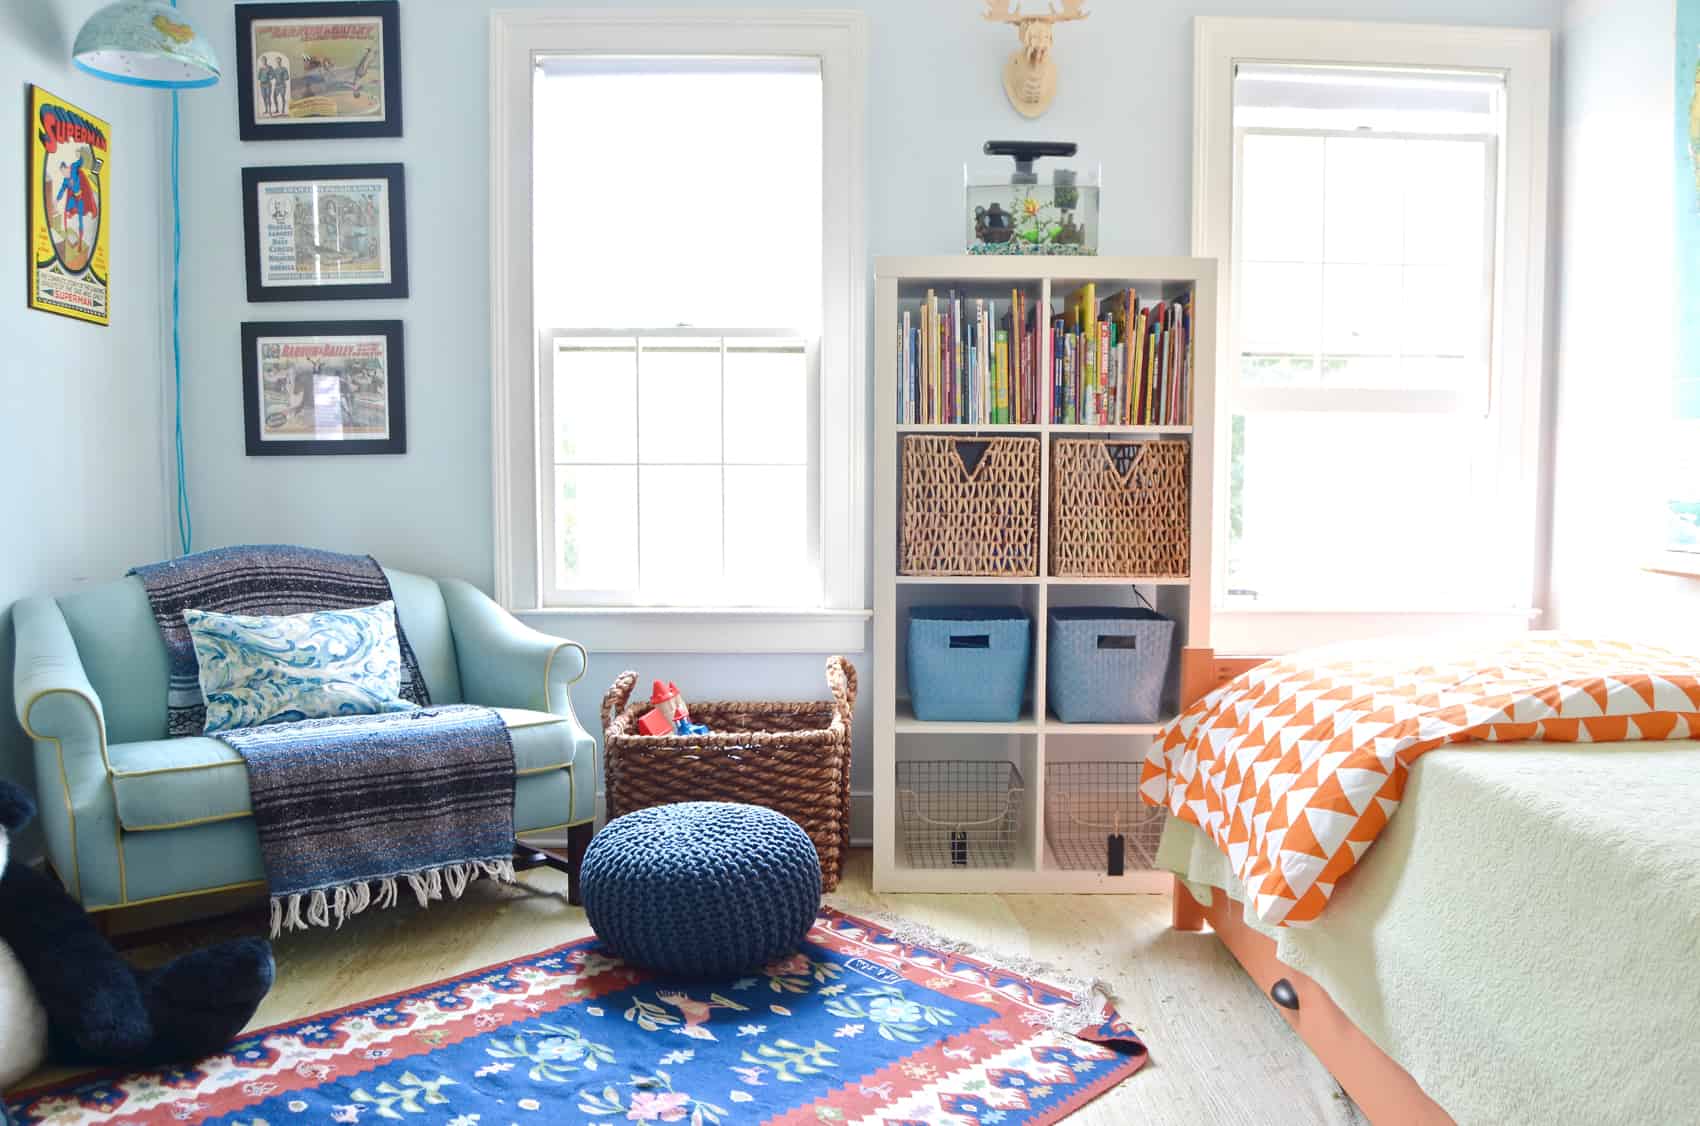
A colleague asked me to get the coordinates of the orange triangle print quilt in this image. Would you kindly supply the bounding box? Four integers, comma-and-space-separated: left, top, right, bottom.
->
1140, 636, 1700, 926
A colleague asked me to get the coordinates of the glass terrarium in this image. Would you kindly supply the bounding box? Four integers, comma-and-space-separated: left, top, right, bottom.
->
966, 141, 1099, 255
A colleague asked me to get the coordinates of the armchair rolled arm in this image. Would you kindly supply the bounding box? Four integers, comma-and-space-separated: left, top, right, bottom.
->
13, 596, 106, 745
12, 595, 121, 906
439, 580, 587, 715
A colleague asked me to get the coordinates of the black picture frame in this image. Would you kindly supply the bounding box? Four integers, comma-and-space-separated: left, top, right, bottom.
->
242, 163, 408, 303
242, 320, 406, 456
234, 1, 403, 141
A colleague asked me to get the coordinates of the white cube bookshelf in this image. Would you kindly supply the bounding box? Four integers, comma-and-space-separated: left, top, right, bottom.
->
872, 255, 1219, 894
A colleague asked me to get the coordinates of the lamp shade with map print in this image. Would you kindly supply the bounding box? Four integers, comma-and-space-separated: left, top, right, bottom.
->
73, 1, 220, 89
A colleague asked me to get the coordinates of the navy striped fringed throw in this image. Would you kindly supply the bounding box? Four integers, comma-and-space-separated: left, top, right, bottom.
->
130, 546, 516, 935
219, 706, 517, 936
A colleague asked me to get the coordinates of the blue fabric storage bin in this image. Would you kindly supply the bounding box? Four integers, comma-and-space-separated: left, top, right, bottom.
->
1047, 607, 1175, 723
907, 607, 1030, 722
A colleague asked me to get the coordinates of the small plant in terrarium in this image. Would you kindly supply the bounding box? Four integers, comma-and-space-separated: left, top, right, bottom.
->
966, 140, 1099, 255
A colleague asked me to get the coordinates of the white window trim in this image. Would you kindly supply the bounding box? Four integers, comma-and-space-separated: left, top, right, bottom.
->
489, 8, 869, 654
1193, 16, 1551, 652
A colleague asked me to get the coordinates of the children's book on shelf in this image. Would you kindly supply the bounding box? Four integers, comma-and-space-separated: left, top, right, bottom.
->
897, 283, 1192, 427
897, 288, 1040, 425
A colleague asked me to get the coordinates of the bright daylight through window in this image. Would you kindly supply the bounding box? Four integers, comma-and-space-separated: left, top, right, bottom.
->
533, 57, 823, 608
1227, 64, 1514, 609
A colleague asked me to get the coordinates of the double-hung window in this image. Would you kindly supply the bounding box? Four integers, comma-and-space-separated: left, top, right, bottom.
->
1195, 19, 1551, 649
491, 12, 867, 649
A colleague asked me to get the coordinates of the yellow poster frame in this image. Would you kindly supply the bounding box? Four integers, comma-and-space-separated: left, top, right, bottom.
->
27, 85, 111, 327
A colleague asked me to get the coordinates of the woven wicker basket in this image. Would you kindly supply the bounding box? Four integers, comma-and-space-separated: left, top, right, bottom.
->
600, 657, 856, 890
1050, 438, 1190, 577
901, 435, 1040, 576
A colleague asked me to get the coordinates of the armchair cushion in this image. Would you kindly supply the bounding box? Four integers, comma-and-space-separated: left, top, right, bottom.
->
108, 709, 575, 832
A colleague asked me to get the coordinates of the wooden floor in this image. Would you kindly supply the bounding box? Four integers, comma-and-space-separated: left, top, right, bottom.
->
22, 851, 1362, 1124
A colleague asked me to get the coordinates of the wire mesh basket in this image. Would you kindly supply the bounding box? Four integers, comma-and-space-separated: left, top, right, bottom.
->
896, 760, 1024, 869
1044, 761, 1166, 873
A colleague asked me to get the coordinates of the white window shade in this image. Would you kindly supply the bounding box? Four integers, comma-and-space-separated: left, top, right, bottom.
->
1235, 63, 1501, 112
532, 55, 822, 332
1234, 63, 1502, 133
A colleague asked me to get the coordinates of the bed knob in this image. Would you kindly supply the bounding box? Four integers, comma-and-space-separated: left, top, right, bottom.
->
1270, 978, 1300, 1011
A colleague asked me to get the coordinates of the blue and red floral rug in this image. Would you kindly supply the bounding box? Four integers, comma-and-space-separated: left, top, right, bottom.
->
5, 907, 1148, 1125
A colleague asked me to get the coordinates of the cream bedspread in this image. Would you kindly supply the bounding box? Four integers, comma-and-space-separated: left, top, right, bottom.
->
1158, 740, 1700, 1126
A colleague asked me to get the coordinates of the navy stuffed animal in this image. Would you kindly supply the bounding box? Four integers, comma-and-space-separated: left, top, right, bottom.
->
0, 780, 276, 1091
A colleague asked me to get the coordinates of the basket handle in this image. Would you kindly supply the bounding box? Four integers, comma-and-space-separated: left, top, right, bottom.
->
826, 656, 858, 725
602, 670, 640, 734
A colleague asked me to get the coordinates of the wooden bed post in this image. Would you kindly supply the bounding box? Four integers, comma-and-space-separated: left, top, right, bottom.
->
1171, 877, 1209, 931
1170, 647, 1223, 933
1179, 646, 1217, 711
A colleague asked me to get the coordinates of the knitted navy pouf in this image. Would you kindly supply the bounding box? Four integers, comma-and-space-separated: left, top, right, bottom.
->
580, 802, 823, 978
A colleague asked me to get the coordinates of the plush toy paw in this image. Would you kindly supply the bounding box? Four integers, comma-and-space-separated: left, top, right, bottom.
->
137, 938, 275, 1064
0, 786, 34, 834
62, 980, 154, 1061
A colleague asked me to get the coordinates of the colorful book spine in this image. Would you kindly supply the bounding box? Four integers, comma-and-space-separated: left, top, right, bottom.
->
995, 330, 1010, 424
1064, 335, 1077, 425
1097, 322, 1110, 426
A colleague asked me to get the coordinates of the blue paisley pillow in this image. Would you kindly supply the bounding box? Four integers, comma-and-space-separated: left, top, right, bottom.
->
184, 601, 417, 733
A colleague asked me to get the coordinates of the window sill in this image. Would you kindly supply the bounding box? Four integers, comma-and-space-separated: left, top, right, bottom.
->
515, 606, 871, 654
1214, 606, 1541, 654
1643, 553, 1700, 580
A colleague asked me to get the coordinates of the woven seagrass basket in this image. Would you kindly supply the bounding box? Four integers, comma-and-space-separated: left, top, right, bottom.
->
1050, 438, 1190, 577
900, 435, 1040, 576
600, 657, 856, 890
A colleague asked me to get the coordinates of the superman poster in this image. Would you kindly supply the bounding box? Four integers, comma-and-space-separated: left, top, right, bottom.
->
27, 86, 110, 325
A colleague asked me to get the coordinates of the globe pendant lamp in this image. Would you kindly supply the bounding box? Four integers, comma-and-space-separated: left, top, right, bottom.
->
73, 0, 217, 557
73, 1, 220, 89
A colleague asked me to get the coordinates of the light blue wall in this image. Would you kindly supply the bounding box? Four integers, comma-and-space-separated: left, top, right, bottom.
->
166, 0, 1563, 816
1, 2, 171, 846
1550, 0, 1700, 638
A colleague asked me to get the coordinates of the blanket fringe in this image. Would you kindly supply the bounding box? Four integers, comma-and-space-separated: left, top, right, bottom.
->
270, 858, 516, 938
867, 910, 1114, 1037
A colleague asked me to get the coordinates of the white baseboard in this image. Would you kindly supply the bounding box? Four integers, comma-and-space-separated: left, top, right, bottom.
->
554, 790, 876, 848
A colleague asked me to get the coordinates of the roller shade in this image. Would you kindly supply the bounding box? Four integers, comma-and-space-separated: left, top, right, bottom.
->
536, 55, 819, 79
1234, 62, 1500, 116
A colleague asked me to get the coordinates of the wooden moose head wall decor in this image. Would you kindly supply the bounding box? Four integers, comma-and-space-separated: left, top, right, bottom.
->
984, 0, 1090, 118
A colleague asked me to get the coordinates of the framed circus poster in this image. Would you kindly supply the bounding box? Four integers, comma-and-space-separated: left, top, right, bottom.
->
242, 320, 406, 456
26, 86, 110, 325
242, 163, 409, 302
234, 1, 402, 141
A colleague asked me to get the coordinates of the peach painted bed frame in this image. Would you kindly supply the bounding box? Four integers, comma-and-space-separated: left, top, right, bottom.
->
1174, 650, 1454, 1126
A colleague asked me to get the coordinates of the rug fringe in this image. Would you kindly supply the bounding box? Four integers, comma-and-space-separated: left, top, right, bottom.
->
865, 910, 1114, 1037
270, 858, 517, 937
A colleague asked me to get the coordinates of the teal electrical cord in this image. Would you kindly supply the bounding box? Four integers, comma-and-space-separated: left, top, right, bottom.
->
170, 85, 191, 555
169, 0, 191, 555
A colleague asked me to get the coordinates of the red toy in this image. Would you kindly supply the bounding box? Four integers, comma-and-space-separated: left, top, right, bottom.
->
650, 680, 692, 724
635, 709, 674, 736
635, 680, 711, 736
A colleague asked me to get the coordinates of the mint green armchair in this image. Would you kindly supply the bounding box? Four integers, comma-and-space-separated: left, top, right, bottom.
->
11, 569, 597, 914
